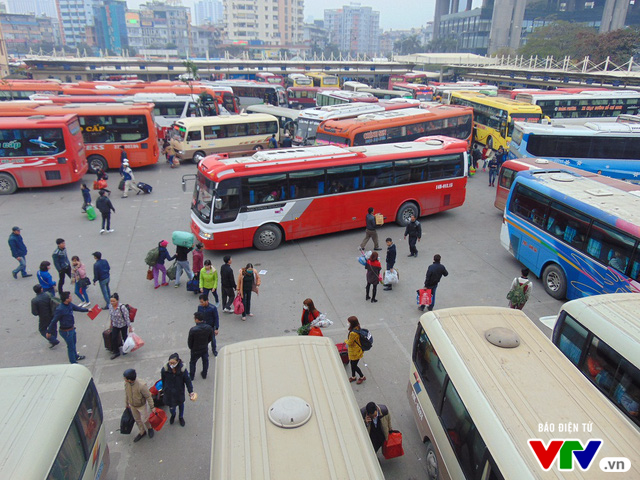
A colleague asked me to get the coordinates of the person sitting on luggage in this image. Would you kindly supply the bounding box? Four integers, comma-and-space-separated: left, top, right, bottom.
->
361, 402, 392, 453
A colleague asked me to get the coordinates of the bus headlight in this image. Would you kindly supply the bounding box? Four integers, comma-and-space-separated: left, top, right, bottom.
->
178, 150, 184, 155
200, 231, 213, 240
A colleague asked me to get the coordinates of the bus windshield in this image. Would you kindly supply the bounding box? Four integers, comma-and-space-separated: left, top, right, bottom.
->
295, 118, 320, 144
192, 175, 216, 223
315, 132, 350, 146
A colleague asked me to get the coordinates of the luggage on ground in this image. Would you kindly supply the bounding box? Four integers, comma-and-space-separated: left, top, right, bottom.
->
102, 328, 113, 350
120, 408, 135, 435
382, 430, 405, 459
336, 342, 349, 364
137, 182, 152, 194
172, 230, 195, 248
86, 205, 97, 221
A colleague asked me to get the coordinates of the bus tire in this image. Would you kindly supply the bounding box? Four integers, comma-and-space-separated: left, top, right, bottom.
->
253, 224, 282, 250
542, 264, 567, 300
87, 155, 108, 174
253, 145, 264, 151
396, 201, 419, 227
193, 151, 206, 165
425, 441, 439, 480
0, 173, 17, 195
486, 136, 494, 150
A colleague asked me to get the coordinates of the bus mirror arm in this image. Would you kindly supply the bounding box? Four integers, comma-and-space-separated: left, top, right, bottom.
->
181, 174, 197, 192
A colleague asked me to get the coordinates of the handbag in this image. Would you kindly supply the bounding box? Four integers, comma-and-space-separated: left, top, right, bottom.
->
308, 326, 323, 337
148, 409, 167, 431
233, 293, 244, 315
78, 277, 91, 289
384, 269, 399, 285
382, 430, 405, 459
146, 267, 153, 281
252, 284, 259, 295
120, 408, 135, 435
418, 288, 432, 306
166, 261, 177, 281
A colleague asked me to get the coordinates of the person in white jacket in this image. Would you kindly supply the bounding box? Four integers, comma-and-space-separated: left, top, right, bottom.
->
122, 161, 142, 198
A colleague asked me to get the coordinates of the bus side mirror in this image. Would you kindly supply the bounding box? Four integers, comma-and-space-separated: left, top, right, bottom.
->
181, 174, 197, 193
215, 198, 222, 209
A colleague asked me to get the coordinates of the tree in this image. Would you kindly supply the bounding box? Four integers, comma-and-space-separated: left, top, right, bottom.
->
427, 36, 458, 53
182, 60, 199, 96
394, 35, 424, 55
517, 21, 596, 59
588, 28, 640, 64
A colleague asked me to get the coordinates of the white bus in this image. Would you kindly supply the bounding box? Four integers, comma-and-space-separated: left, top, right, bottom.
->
210, 336, 384, 480
171, 113, 279, 164
408, 306, 640, 479
0, 364, 109, 479
343, 81, 371, 91
245, 104, 300, 138
541, 293, 640, 429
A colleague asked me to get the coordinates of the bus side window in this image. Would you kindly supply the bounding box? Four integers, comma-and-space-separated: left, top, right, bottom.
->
413, 328, 446, 406
187, 130, 202, 142
326, 165, 361, 192
556, 313, 588, 365
47, 423, 85, 480
589, 221, 635, 274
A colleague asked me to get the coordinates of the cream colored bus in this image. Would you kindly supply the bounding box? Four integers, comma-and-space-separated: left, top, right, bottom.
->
171, 113, 279, 164
0, 364, 109, 479
408, 306, 640, 480
211, 336, 384, 480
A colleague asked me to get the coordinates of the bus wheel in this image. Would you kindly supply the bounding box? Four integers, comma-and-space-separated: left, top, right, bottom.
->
486, 136, 494, 150
254, 145, 264, 151
87, 155, 108, 174
396, 202, 419, 227
193, 151, 206, 165
253, 224, 282, 250
0, 173, 17, 195
542, 264, 567, 300
425, 441, 439, 480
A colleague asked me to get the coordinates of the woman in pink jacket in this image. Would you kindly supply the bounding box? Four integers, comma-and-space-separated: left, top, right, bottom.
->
71, 256, 91, 307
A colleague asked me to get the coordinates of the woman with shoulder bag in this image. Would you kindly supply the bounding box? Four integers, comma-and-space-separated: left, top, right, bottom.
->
71, 256, 91, 307
237, 263, 260, 321
301, 298, 320, 326
161, 353, 196, 427
109, 293, 132, 360
346, 316, 366, 384
365, 251, 382, 303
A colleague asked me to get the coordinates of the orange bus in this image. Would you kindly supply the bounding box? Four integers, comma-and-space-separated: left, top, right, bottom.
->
0, 114, 88, 194
0, 102, 159, 172
314, 105, 474, 147
0, 80, 63, 100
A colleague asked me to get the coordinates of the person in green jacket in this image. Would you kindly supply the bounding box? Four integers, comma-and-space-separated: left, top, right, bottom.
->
199, 259, 219, 304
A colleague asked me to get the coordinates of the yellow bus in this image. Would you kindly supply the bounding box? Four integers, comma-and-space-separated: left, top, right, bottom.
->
0, 364, 109, 479
450, 92, 542, 151
211, 336, 384, 479
408, 306, 640, 479
170, 113, 279, 164
307, 72, 340, 88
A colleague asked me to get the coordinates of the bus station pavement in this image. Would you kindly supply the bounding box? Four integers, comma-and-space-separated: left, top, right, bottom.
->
0, 162, 563, 480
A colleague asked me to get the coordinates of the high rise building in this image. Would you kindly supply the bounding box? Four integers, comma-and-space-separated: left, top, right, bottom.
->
55, 0, 98, 47
194, 0, 222, 25
127, 1, 192, 55
0, 12, 55, 52
324, 4, 380, 56
94, 0, 127, 54
223, 0, 304, 46
7, 0, 56, 18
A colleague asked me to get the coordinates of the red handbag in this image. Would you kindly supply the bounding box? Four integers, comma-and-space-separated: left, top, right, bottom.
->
148, 408, 167, 431
308, 326, 323, 337
382, 430, 404, 459
418, 288, 432, 307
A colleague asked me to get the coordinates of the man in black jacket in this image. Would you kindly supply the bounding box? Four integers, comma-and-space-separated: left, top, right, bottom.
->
220, 255, 236, 313
404, 215, 422, 257
359, 207, 381, 251
96, 190, 115, 234
421, 254, 448, 312
188, 312, 214, 380
383, 238, 396, 291
31, 285, 60, 348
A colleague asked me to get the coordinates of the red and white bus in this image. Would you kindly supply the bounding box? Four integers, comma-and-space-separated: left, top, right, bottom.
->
256, 72, 285, 87
189, 136, 468, 250
388, 73, 429, 90
0, 102, 159, 172
391, 82, 433, 101
286, 86, 329, 109
0, 114, 88, 195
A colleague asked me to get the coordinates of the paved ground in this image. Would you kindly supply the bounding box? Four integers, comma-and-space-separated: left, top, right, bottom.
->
1, 161, 563, 480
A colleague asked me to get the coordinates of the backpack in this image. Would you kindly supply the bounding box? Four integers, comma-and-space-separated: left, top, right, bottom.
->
355, 328, 373, 351
507, 280, 529, 307
145, 247, 159, 266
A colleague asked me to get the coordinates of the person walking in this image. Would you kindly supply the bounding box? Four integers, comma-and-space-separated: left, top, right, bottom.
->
153, 240, 175, 289
281, 131, 293, 147
123, 368, 155, 442
96, 189, 115, 234
37, 261, 56, 296
301, 298, 320, 326
403, 215, 422, 257
31, 284, 60, 348
192, 243, 204, 281
174, 243, 194, 288
95, 167, 111, 195
361, 402, 392, 453
420, 254, 449, 312
360, 207, 381, 251
46, 291, 88, 364
92, 251, 111, 309
199, 259, 219, 303
495, 146, 507, 168
268, 133, 278, 148
383, 238, 396, 291
346, 316, 366, 384
365, 251, 382, 303
52, 238, 72, 296
507, 268, 533, 310
188, 312, 214, 379
161, 353, 196, 427
198, 294, 219, 356
220, 255, 236, 313
488, 154, 498, 187
238, 263, 260, 321
471, 143, 481, 171
71, 256, 91, 307
121, 161, 142, 198
80, 183, 92, 213
9, 226, 31, 279
108, 293, 132, 359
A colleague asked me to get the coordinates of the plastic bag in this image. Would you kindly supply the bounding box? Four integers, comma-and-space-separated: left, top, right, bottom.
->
233, 293, 244, 315
311, 313, 333, 328
122, 332, 144, 354
357, 249, 372, 266
384, 269, 399, 285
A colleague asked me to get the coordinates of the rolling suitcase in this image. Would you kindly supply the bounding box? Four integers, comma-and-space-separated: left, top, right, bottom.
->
137, 182, 152, 194
336, 342, 349, 364
103, 328, 113, 350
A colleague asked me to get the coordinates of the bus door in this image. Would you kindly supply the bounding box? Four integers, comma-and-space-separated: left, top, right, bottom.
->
212, 178, 245, 247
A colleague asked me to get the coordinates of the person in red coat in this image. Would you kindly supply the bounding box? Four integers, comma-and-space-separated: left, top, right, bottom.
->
301, 298, 320, 326
365, 251, 382, 303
